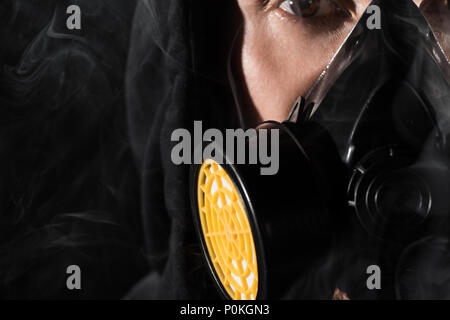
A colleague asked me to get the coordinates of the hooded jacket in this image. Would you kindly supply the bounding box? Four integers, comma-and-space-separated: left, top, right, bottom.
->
124, 0, 240, 299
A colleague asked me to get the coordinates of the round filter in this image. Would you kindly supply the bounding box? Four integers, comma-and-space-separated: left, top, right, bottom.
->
196, 159, 258, 300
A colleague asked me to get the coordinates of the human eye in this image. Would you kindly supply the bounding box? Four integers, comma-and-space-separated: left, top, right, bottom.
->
277, 0, 349, 18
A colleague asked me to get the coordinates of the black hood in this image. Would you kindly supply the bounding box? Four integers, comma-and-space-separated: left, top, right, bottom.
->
125, 0, 241, 299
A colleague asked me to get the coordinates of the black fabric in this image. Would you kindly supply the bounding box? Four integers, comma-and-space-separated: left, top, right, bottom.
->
125, 0, 240, 299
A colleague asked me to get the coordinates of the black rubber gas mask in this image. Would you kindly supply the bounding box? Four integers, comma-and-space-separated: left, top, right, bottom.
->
191, 0, 450, 300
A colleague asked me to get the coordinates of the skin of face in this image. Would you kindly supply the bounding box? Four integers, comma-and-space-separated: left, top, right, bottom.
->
235, 0, 430, 126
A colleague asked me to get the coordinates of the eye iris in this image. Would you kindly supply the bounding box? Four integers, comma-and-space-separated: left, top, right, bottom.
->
290, 0, 320, 17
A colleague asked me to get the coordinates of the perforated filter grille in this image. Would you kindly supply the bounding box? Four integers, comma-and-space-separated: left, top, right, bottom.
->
197, 159, 258, 300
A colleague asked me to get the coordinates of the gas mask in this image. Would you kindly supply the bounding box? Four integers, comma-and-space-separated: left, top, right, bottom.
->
190, 0, 450, 300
